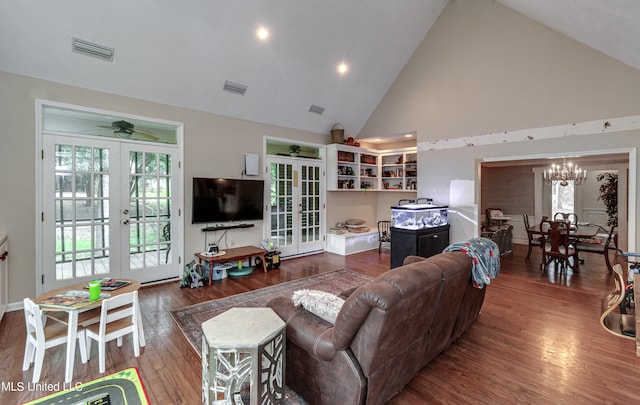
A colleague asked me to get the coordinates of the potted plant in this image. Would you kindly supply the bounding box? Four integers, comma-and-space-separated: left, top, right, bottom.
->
596, 172, 618, 227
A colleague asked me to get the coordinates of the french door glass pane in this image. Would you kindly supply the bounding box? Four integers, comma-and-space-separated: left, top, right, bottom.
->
128, 151, 172, 270
54, 144, 110, 280
300, 163, 321, 244
270, 162, 294, 247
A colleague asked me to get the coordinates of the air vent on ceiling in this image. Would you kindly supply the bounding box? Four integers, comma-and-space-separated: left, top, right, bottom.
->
223, 80, 248, 96
308, 104, 325, 115
72, 37, 114, 61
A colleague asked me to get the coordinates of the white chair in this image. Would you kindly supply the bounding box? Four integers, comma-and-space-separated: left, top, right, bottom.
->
22, 298, 88, 383
84, 291, 140, 373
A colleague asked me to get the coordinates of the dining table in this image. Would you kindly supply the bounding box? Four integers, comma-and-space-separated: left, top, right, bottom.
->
527, 222, 603, 263
527, 222, 601, 240
34, 278, 144, 383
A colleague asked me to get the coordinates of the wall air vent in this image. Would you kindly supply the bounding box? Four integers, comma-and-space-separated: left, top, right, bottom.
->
223, 80, 248, 96
308, 104, 325, 115
72, 37, 114, 61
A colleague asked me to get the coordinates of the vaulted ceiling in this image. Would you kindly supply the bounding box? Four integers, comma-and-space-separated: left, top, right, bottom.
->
1, 0, 638, 139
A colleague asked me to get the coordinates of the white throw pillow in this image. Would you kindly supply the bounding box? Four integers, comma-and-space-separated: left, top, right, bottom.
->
292, 289, 345, 324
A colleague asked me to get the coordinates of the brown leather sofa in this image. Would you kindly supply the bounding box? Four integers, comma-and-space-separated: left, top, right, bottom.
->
267, 251, 487, 405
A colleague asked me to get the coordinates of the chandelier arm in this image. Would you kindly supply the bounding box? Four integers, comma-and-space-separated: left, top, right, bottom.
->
543, 160, 587, 186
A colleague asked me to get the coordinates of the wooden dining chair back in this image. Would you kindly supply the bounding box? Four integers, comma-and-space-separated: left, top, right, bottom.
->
84, 291, 141, 373
22, 298, 88, 382
600, 264, 635, 339
574, 224, 617, 271
540, 220, 578, 272
553, 212, 578, 225
377, 220, 391, 253
523, 214, 543, 262
575, 225, 615, 251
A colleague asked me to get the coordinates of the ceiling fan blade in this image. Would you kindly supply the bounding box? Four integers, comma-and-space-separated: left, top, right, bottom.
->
133, 129, 160, 141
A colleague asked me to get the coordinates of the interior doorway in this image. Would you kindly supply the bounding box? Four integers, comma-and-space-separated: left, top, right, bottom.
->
480, 149, 635, 252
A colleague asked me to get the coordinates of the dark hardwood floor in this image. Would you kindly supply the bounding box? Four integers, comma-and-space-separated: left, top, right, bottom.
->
2, 244, 639, 404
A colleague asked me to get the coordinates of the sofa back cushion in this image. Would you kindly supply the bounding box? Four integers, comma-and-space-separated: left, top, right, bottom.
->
423, 254, 473, 362
333, 252, 472, 377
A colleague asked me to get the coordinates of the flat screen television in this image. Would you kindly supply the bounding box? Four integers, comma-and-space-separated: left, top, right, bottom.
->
192, 178, 265, 223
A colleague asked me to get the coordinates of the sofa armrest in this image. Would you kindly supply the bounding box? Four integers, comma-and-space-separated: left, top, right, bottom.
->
267, 296, 338, 361
338, 286, 358, 299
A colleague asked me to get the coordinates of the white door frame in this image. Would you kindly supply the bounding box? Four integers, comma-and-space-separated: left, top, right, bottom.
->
265, 156, 326, 257
480, 147, 636, 251
263, 137, 326, 257
35, 99, 184, 295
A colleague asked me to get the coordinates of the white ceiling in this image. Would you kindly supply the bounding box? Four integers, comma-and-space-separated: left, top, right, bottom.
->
1, 0, 638, 140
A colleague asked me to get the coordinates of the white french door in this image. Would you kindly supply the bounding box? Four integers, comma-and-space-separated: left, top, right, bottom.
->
267, 157, 325, 257
42, 135, 181, 291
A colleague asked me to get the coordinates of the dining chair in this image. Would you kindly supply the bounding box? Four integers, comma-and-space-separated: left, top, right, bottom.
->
575, 225, 615, 253
22, 298, 88, 383
83, 291, 141, 373
575, 224, 617, 268
540, 220, 579, 272
377, 220, 391, 253
553, 212, 578, 225
523, 214, 543, 262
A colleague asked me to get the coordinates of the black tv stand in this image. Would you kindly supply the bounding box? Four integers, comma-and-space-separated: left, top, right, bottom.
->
201, 223, 255, 232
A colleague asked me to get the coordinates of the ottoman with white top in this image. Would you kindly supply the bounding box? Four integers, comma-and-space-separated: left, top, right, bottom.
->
202, 307, 285, 405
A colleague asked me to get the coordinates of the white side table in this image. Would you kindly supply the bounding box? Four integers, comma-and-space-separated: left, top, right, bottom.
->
202, 307, 286, 405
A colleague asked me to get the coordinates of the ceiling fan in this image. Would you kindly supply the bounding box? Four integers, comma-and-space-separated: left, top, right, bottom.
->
98, 120, 159, 141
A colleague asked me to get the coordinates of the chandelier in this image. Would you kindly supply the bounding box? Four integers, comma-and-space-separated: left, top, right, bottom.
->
543, 160, 587, 186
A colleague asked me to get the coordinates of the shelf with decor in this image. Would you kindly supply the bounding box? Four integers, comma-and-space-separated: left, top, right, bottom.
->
359, 152, 378, 190
334, 148, 359, 190
328, 144, 379, 190
327, 144, 417, 192
380, 150, 418, 191
404, 152, 418, 191
381, 152, 404, 190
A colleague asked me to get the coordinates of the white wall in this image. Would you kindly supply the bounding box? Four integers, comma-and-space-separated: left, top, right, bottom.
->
361, 0, 640, 140
360, 0, 640, 249
0, 70, 328, 302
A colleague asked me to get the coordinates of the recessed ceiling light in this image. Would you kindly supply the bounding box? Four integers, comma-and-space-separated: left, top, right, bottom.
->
257, 27, 269, 41
404, 133, 414, 138
337, 63, 348, 75
373, 138, 382, 142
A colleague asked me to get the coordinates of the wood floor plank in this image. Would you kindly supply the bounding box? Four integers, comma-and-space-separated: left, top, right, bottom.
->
2, 246, 640, 404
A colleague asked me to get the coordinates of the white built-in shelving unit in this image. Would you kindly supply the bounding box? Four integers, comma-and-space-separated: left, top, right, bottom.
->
326, 144, 417, 192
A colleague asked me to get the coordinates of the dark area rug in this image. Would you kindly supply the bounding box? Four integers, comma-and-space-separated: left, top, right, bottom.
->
171, 268, 372, 405
171, 268, 372, 354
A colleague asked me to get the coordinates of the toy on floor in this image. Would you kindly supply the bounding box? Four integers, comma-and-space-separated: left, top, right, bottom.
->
180, 259, 206, 288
